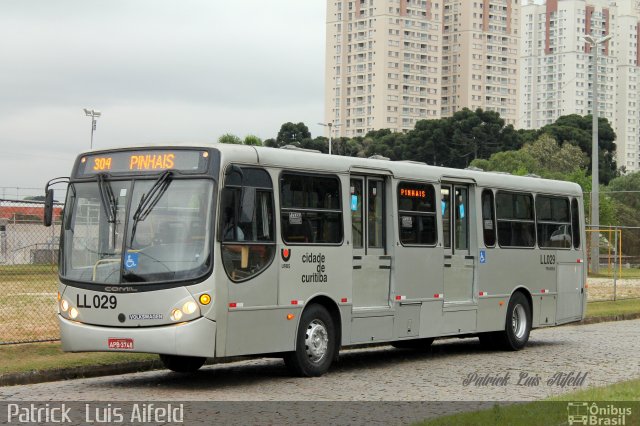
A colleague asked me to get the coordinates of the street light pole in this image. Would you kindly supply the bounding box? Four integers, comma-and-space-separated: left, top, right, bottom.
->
83, 108, 102, 149
318, 122, 341, 155
584, 34, 611, 274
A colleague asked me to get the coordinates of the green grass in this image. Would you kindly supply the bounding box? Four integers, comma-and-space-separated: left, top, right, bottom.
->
0, 341, 155, 375
586, 298, 640, 318
417, 379, 640, 426
0, 264, 58, 283
589, 267, 640, 279
0, 264, 59, 343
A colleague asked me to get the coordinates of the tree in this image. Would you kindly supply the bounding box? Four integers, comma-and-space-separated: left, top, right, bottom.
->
470, 150, 538, 176
275, 122, 311, 147
263, 138, 277, 148
520, 134, 588, 175
536, 114, 617, 184
243, 135, 263, 146
218, 133, 242, 144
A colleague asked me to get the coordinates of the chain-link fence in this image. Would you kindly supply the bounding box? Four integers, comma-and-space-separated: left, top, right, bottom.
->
0, 199, 63, 344
586, 225, 640, 302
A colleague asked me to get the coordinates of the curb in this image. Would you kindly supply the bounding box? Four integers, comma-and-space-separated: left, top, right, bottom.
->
578, 312, 640, 324
2, 314, 640, 387
0, 355, 250, 388
0, 360, 162, 387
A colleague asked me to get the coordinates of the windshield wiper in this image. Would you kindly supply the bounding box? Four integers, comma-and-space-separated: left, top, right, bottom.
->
96, 173, 118, 249
96, 173, 117, 224
129, 170, 173, 245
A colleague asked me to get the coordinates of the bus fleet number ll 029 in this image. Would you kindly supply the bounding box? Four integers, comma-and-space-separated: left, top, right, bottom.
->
76, 294, 117, 309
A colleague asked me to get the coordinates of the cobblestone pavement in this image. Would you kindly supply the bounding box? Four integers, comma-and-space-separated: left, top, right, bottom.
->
2, 320, 640, 403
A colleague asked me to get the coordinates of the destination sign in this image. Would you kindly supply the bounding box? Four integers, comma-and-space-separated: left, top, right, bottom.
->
76, 150, 209, 176
398, 183, 435, 212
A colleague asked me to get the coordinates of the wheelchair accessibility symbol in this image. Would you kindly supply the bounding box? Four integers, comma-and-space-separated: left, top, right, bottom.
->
125, 252, 139, 270
479, 249, 486, 264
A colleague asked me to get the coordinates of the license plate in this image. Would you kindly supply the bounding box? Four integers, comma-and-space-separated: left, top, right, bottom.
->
108, 338, 134, 350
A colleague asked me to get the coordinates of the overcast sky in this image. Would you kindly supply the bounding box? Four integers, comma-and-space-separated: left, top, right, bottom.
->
0, 1, 326, 197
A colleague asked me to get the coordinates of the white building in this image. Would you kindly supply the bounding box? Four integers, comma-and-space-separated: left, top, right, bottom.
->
519, 0, 640, 172
325, 0, 520, 138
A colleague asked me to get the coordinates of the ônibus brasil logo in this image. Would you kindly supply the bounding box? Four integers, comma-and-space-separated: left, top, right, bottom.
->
281, 248, 291, 262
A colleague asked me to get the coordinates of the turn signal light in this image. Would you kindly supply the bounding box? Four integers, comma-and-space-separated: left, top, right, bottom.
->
199, 294, 211, 305
287, 314, 295, 320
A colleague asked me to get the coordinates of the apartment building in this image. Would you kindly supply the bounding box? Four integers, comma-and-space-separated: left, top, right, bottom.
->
520, 0, 640, 172
324, 0, 520, 138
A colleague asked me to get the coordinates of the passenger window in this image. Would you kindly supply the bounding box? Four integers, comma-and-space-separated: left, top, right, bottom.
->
496, 192, 535, 248
441, 185, 451, 249
482, 189, 496, 247
397, 182, 437, 246
571, 198, 581, 249
351, 179, 364, 249
280, 173, 343, 244
220, 167, 275, 282
536, 195, 571, 249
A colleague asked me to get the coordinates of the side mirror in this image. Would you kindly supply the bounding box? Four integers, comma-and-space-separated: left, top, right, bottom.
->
43, 189, 54, 227
240, 187, 256, 223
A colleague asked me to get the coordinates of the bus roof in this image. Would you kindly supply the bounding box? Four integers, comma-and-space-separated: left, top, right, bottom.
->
87, 142, 584, 197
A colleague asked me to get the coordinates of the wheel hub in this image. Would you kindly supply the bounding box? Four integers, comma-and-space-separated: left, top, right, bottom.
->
305, 319, 329, 363
512, 304, 527, 339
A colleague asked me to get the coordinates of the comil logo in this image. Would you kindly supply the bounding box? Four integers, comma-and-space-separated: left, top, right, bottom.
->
281, 248, 291, 262
567, 402, 633, 425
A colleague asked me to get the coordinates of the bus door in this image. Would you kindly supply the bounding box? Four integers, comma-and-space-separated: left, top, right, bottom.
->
350, 175, 391, 309
441, 183, 475, 304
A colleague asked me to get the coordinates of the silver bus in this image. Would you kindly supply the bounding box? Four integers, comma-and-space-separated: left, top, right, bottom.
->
44, 143, 586, 376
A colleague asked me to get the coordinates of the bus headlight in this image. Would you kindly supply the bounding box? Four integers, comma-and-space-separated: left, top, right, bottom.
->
60, 299, 69, 312
69, 307, 79, 319
183, 301, 197, 315
170, 309, 183, 321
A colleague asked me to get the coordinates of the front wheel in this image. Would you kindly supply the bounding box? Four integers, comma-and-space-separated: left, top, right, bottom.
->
159, 354, 207, 373
284, 304, 337, 377
495, 292, 532, 351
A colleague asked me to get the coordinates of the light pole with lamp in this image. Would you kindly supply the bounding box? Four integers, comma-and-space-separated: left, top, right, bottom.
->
83, 108, 102, 149
318, 122, 341, 155
583, 33, 612, 274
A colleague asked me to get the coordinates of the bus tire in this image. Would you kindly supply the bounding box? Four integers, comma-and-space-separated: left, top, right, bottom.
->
496, 292, 531, 351
159, 354, 207, 373
284, 304, 336, 377
391, 338, 434, 350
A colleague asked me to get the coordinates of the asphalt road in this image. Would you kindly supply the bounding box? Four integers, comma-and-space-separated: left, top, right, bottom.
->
2, 320, 639, 424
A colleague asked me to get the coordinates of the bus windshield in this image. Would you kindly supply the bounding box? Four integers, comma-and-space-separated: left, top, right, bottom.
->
61, 178, 214, 285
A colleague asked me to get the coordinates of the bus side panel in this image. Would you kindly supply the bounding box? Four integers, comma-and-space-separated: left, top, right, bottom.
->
556, 262, 584, 323
538, 294, 557, 325
393, 246, 444, 308
225, 307, 299, 356
418, 301, 444, 338
475, 249, 543, 332
476, 298, 508, 332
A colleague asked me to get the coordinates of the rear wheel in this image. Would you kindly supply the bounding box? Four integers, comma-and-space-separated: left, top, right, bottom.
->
494, 292, 531, 351
159, 354, 207, 373
284, 304, 337, 377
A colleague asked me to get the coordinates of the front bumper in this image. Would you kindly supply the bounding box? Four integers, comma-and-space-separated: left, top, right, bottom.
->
59, 315, 216, 358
